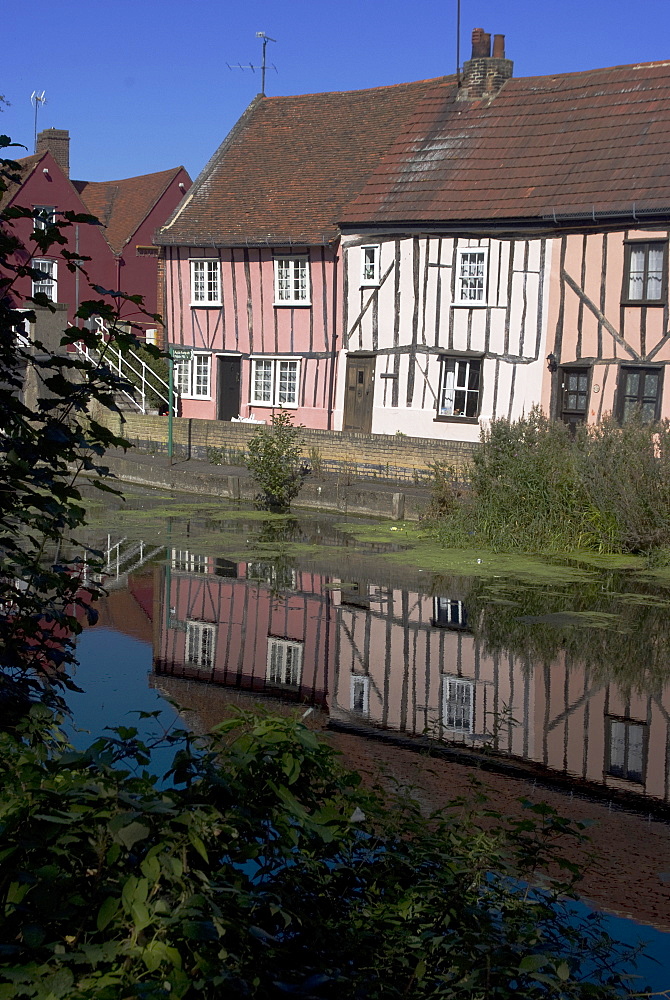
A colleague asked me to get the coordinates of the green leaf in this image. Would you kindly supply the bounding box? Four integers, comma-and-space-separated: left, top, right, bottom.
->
188, 831, 209, 863
116, 820, 151, 850
556, 960, 570, 981
519, 954, 549, 973
131, 901, 152, 932
96, 896, 120, 932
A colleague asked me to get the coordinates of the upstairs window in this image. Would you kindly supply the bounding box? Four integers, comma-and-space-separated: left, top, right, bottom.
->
266, 638, 303, 687
186, 621, 216, 669
623, 242, 666, 304
31, 259, 57, 301
616, 365, 663, 423
274, 257, 310, 305
455, 248, 488, 305
190, 259, 221, 305
251, 357, 299, 407
361, 245, 380, 286
174, 353, 211, 398
437, 356, 481, 420
33, 206, 56, 230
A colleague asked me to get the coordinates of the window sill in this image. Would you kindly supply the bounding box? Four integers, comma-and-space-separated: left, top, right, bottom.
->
434, 415, 480, 425
360, 282, 380, 289
273, 301, 311, 308
621, 300, 665, 307
179, 395, 212, 401
451, 302, 488, 309
250, 401, 299, 409
190, 302, 222, 308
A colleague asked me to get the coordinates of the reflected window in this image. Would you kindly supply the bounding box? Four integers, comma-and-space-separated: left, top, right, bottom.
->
340, 581, 370, 609
267, 638, 303, 687
432, 597, 468, 630
172, 549, 209, 574
186, 621, 216, 669
606, 717, 646, 784
350, 674, 370, 716
443, 676, 474, 733
247, 561, 296, 592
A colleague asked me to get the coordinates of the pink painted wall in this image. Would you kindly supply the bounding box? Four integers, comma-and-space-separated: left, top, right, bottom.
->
163, 245, 341, 428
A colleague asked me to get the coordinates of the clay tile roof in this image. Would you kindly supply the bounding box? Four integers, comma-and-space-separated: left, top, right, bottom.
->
73, 167, 184, 254
341, 61, 670, 228
156, 78, 453, 247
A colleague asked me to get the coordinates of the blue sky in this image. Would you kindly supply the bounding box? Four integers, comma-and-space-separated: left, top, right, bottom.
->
4, 0, 670, 183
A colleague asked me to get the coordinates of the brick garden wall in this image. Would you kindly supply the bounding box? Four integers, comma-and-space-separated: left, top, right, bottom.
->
101, 412, 478, 483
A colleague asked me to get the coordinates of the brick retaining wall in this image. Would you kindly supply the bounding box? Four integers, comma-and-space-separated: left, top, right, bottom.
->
100, 411, 477, 483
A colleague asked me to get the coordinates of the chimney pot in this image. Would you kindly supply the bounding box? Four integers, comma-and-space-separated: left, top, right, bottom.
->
471, 27, 491, 59
492, 34, 505, 58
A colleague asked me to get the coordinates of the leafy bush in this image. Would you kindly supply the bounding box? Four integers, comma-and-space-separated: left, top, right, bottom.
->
0, 707, 642, 999
245, 410, 308, 510
428, 408, 670, 554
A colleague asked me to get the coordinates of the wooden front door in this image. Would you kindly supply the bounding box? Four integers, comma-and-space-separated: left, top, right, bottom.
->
217, 357, 241, 421
343, 355, 375, 433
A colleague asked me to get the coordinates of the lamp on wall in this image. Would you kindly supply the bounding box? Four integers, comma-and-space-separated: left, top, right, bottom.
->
546, 353, 558, 373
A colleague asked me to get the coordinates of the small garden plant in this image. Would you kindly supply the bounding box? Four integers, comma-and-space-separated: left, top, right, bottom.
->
245, 410, 308, 510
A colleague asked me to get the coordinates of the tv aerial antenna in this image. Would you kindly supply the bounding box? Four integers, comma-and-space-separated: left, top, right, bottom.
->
227, 32, 277, 96
30, 90, 47, 153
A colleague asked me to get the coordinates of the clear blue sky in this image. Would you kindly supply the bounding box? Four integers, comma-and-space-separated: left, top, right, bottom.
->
4, 0, 670, 183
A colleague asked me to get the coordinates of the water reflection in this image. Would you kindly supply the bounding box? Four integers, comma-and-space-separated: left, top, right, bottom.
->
146, 541, 670, 812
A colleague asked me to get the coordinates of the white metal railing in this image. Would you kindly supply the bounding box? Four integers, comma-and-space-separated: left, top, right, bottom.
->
73, 317, 174, 414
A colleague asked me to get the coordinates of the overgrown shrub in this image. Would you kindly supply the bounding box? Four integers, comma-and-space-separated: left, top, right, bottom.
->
245, 410, 308, 510
428, 408, 670, 554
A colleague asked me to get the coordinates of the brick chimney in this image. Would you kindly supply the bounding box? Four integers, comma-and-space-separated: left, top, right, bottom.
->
457, 29, 513, 100
36, 128, 70, 177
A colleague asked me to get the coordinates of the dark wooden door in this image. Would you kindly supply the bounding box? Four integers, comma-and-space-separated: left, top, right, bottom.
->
217, 357, 241, 421
559, 367, 590, 430
343, 355, 375, 433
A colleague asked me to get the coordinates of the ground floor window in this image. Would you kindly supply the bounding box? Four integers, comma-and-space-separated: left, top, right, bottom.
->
174, 353, 211, 398
432, 597, 468, 630
442, 676, 474, 733
437, 356, 481, 419
266, 637, 303, 687
616, 365, 663, 423
186, 621, 216, 668
251, 357, 300, 407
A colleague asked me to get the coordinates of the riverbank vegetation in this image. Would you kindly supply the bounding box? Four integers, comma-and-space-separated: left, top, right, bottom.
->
427, 409, 670, 556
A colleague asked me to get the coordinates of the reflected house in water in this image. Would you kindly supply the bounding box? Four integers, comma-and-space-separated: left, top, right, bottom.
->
150, 550, 670, 808
153, 550, 334, 707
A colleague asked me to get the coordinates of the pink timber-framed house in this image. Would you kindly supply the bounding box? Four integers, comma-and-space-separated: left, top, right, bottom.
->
154, 80, 452, 426
337, 30, 670, 438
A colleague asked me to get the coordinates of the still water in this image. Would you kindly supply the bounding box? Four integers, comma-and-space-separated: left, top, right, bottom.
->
70, 485, 670, 989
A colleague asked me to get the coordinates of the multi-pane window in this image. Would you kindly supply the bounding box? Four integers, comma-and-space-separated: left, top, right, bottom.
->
33, 206, 56, 230
432, 597, 468, 629
560, 367, 590, 427
174, 353, 211, 398
438, 356, 481, 419
186, 621, 216, 669
350, 674, 370, 716
455, 248, 488, 304
274, 257, 310, 304
31, 259, 57, 301
171, 549, 209, 573
616, 366, 663, 423
190, 259, 221, 305
361, 245, 380, 286
624, 242, 666, 304
266, 638, 303, 687
606, 717, 646, 783
251, 357, 299, 406
443, 677, 474, 733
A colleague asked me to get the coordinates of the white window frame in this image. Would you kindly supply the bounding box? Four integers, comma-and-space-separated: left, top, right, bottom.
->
174, 352, 211, 399
250, 356, 300, 408
442, 676, 474, 733
186, 620, 217, 669
266, 637, 304, 687
433, 597, 468, 629
171, 549, 209, 574
438, 356, 482, 419
33, 206, 56, 230
273, 256, 310, 305
31, 259, 57, 301
350, 674, 370, 716
454, 247, 488, 306
360, 245, 380, 286
190, 259, 221, 306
